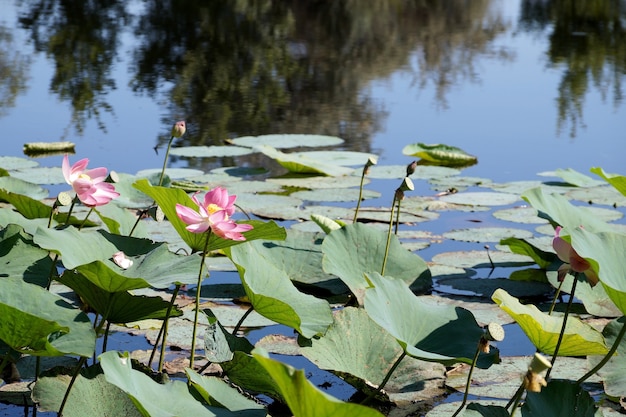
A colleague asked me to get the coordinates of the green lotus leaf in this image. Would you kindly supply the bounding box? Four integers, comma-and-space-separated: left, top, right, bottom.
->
226, 240, 333, 338
0, 224, 54, 287
548, 168, 605, 187
0, 277, 95, 357
0, 190, 97, 227
6, 167, 65, 185
492, 289, 608, 356
439, 191, 520, 206
431, 249, 534, 269
522, 187, 612, 232
202, 309, 254, 363
253, 349, 385, 417
0, 156, 39, 170
300, 307, 445, 402
567, 227, 626, 315
289, 150, 377, 166
58, 270, 182, 323
220, 351, 283, 400
546, 271, 620, 318
322, 223, 431, 304
591, 167, 626, 197
521, 379, 597, 417
186, 369, 266, 416
443, 227, 533, 243
402, 143, 477, 166
230, 133, 344, 149
499, 237, 558, 269
589, 317, 626, 398
100, 351, 231, 417
0, 176, 48, 199
364, 273, 493, 367
32, 369, 142, 417
254, 144, 354, 176
133, 179, 286, 252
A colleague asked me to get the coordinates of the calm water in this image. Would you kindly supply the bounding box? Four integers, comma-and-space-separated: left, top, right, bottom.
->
0, 0, 623, 183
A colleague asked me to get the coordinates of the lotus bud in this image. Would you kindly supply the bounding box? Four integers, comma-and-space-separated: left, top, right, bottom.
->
363, 156, 378, 175
406, 160, 417, 176
112, 251, 133, 269
171, 120, 186, 138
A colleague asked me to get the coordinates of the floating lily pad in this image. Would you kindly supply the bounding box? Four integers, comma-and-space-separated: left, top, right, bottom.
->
482, 181, 546, 195
439, 192, 520, 206
169, 145, 253, 158
267, 175, 369, 189
255, 145, 354, 176
0, 156, 39, 170
219, 180, 284, 195
403, 195, 491, 213
230, 134, 344, 149
358, 207, 440, 223
402, 143, 477, 166
443, 227, 533, 243
428, 176, 492, 192
365, 164, 459, 180
291, 188, 380, 202
256, 334, 300, 356
290, 151, 377, 166
431, 250, 534, 268
135, 167, 205, 179
565, 185, 626, 207
6, 167, 65, 185
492, 207, 550, 224
251, 204, 353, 222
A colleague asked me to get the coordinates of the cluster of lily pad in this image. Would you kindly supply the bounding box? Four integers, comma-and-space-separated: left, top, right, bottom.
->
0, 132, 625, 417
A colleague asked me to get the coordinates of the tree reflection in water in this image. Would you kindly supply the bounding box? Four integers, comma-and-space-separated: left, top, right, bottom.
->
6, 0, 626, 148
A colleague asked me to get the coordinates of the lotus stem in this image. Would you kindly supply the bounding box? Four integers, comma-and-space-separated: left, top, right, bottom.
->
547, 279, 565, 315
158, 136, 174, 187
394, 198, 401, 235
0, 353, 9, 378
381, 194, 398, 276
101, 321, 112, 354
157, 284, 181, 372
545, 274, 578, 380
190, 231, 212, 370
505, 383, 525, 411
452, 344, 482, 417
577, 316, 626, 385
353, 170, 367, 223
361, 351, 406, 405
233, 305, 254, 335
78, 208, 94, 231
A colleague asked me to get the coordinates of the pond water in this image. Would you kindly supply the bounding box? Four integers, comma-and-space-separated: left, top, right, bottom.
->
0, 0, 623, 180
0, 0, 625, 415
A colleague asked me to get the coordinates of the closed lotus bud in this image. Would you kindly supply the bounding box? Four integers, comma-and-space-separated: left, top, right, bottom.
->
171, 120, 186, 138
406, 160, 417, 176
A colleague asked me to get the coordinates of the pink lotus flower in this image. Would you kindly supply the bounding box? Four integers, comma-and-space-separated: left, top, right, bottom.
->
553, 226, 599, 286
112, 251, 133, 269
62, 155, 119, 207
175, 187, 253, 241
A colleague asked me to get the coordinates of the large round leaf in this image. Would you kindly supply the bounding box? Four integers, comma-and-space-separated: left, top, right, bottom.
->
230, 134, 344, 149
521, 379, 597, 417
322, 223, 431, 305
227, 241, 333, 338
402, 143, 477, 166
364, 273, 489, 366
0, 224, 54, 287
568, 228, 626, 315
255, 144, 354, 176
492, 289, 607, 356
0, 278, 95, 357
253, 349, 385, 417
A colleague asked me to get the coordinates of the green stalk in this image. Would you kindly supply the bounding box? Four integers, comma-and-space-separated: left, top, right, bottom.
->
394, 198, 401, 235
381, 195, 398, 276
361, 351, 406, 405
157, 284, 181, 372
58, 317, 107, 416
233, 306, 254, 335
353, 168, 367, 223
190, 231, 212, 370
547, 279, 565, 315
78, 208, 94, 231
577, 317, 626, 385
452, 344, 482, 417
545, 274, 578, 380
158, 136, 174, 187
